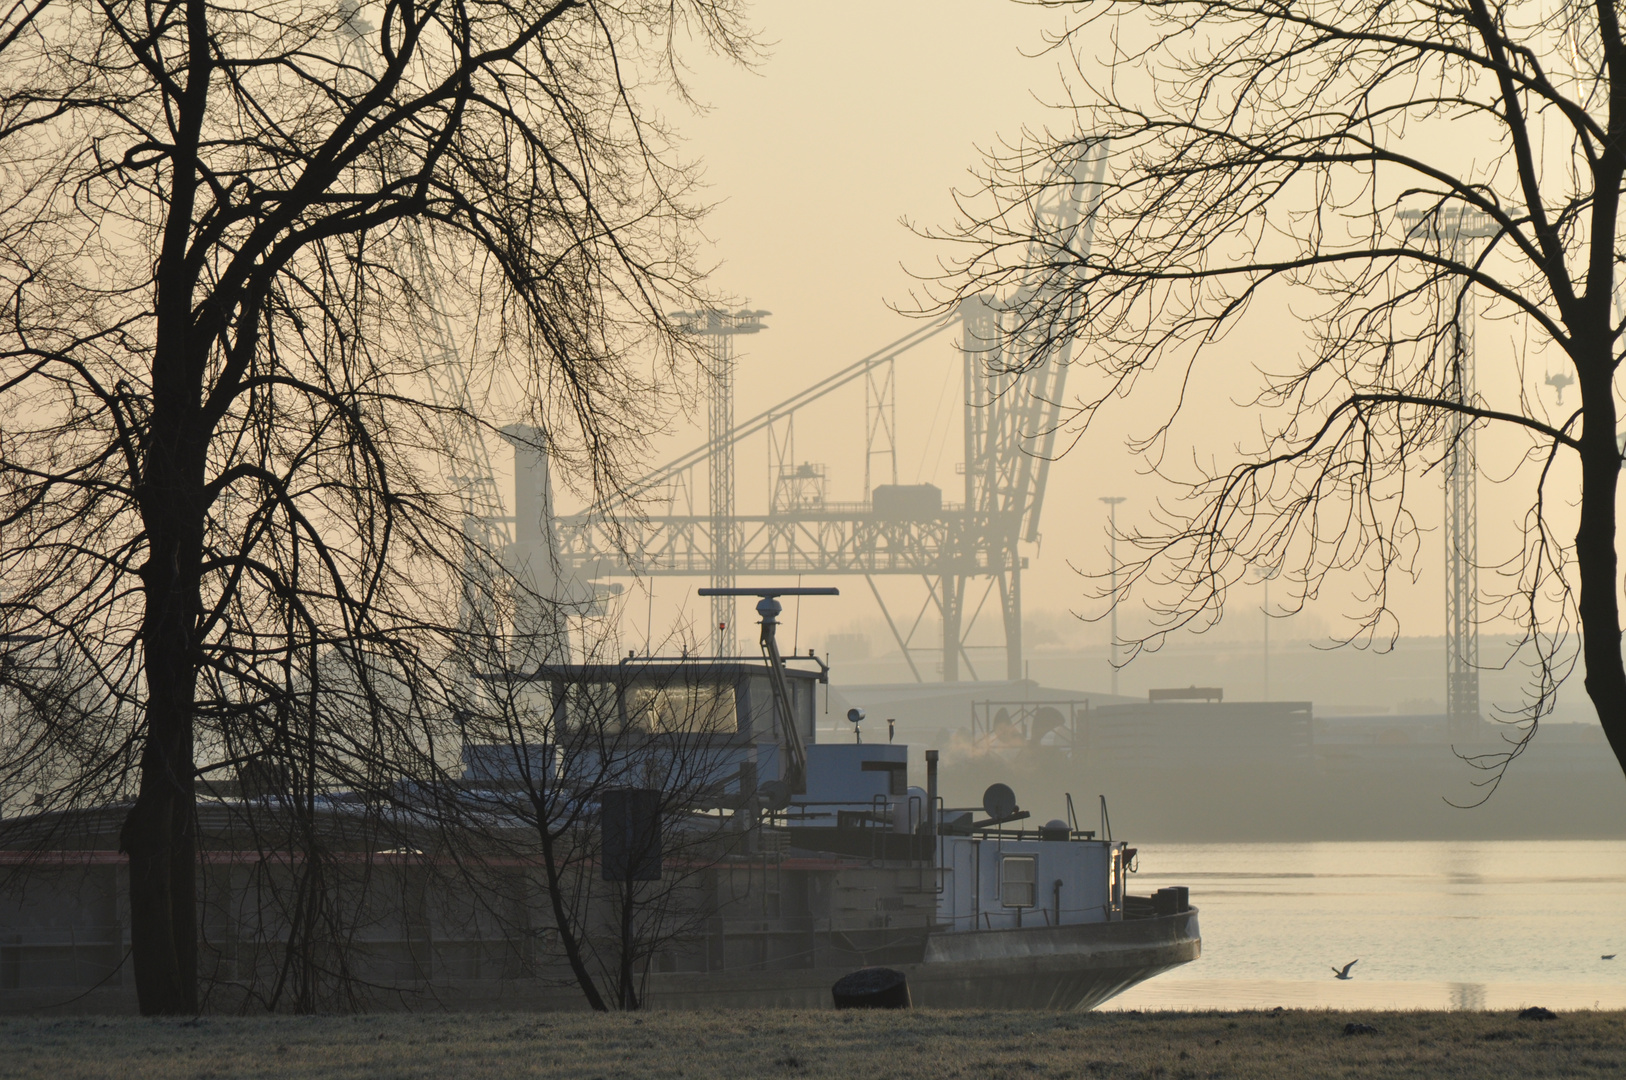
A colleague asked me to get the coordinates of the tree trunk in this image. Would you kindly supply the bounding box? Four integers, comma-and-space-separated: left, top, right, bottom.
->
1576, 359, 1626, 773
119, 720, 198, 1015
116, 0, 212, 1015
531, 791, 609, 1011
121, 441, 206, 1014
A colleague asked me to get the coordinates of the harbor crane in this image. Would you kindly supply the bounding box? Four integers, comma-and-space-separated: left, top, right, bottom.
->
541, 144, 1111, 682
339, 2, 1107, 685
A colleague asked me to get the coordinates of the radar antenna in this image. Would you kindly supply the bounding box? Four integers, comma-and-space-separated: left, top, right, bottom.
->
700, 587, 837, 793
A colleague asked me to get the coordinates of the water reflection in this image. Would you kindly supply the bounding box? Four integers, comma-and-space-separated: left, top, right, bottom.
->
1105, 840, 1626, 1010
1450, 983, 1487, 1010
1107, 978, 1626, 1011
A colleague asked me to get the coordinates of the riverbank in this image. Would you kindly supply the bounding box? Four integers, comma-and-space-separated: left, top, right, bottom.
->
2, 1008, 1621, 1079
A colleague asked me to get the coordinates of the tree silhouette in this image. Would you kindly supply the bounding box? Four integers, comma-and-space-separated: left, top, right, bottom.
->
0, 0, 752, 1014
932, 0, 1626, 780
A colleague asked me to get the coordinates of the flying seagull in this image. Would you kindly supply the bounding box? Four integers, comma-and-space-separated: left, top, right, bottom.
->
1332, 960, 1358, 980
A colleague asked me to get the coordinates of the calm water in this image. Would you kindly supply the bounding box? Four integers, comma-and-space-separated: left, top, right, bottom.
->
1106, 840, 1626, 1011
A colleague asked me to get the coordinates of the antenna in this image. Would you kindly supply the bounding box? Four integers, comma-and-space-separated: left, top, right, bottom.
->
982, 782, 1018, 820
699, 586, 837, 792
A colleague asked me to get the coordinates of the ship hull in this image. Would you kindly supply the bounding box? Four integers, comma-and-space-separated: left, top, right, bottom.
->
643, 907, 1200, 1011
0, 909, 1198, 1015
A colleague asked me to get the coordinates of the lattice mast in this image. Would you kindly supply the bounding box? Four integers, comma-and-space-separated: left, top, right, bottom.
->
673, 308, 769, 656
1444, 229, 1487, 738
1400, 207, 1494, 738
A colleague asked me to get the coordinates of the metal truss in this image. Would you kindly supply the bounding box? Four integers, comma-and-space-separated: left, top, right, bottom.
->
552, 145, 1110, 683
557, 511, 1023, 576
670, 308, 769, 656
1399, 207, 1493, 737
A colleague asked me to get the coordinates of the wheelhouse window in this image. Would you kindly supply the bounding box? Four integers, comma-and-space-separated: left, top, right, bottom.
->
1001, 855, 1037, 908
553, 680, 620, 733
624, 680, 737, 735
549, 679, 737, 735
861, 760, 908, 795
744, 674, 815, 740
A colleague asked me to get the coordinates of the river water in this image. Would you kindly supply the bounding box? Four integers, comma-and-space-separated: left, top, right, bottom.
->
1105, 840, 1626, 1011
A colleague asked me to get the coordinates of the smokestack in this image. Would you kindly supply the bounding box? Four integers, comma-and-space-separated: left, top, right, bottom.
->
498, 424, 570, 666
499, 424, 556, 555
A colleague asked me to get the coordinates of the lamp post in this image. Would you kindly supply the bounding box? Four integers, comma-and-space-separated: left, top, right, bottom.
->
1099, 497, 1126, 697
1251, 563, 1280, 700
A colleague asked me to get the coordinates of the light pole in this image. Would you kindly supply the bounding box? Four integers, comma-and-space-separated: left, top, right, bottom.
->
1251, 563, 1280, 700
1099, 497, 1126, 697
672, 306, 770, 657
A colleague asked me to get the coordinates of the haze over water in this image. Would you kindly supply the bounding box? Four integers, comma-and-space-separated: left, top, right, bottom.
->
1108, 841, 1626, 1011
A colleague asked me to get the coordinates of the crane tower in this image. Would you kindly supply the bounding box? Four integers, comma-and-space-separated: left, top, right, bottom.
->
550, 145, 1109, 681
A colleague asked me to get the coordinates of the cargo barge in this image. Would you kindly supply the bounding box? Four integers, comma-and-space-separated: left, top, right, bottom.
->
0, 592, 1197, 1013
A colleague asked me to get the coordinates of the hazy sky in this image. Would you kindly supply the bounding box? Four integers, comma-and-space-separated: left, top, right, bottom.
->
548, 0, 1559, 676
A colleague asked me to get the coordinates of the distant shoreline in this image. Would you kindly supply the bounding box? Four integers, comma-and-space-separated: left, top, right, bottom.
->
941, 758, 1626, 843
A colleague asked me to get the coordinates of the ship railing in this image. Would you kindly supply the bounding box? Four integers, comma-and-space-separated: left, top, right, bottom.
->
968, 899, 1117, 932
780, 798, 936, 868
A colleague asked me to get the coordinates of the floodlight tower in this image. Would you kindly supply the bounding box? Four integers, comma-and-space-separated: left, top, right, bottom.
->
673, 307, 769, 656
1399, 206, 1497, 739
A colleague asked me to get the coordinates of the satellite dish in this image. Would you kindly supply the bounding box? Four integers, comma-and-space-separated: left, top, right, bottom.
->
846, 708, 865, 725
982, 782, 1018, 820
758, 780, 792, 812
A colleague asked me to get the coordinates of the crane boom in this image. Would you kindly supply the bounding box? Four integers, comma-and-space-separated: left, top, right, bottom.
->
589, 316, 955, 514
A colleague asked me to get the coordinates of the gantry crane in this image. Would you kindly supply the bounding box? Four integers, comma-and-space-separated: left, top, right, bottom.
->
543, 144, 1110, 681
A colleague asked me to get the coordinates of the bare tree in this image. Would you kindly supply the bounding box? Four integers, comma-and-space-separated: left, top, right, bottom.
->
928, 0, 1626, 781
0, 0, 754, 1014
455, 629, 756, 1011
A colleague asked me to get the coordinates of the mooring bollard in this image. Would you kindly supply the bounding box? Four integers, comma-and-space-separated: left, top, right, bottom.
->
831, 966, 911, 1009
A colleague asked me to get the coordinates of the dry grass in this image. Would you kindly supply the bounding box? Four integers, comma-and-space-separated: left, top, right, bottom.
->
0, 1008, 1622, 1079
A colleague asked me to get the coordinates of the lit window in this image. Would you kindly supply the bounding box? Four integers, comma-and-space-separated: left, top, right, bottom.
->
624, 681, 737, 734
1001, 855, 1036, 908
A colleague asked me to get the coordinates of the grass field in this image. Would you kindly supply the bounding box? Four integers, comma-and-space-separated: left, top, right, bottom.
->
1, 1008, 1623, 1079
